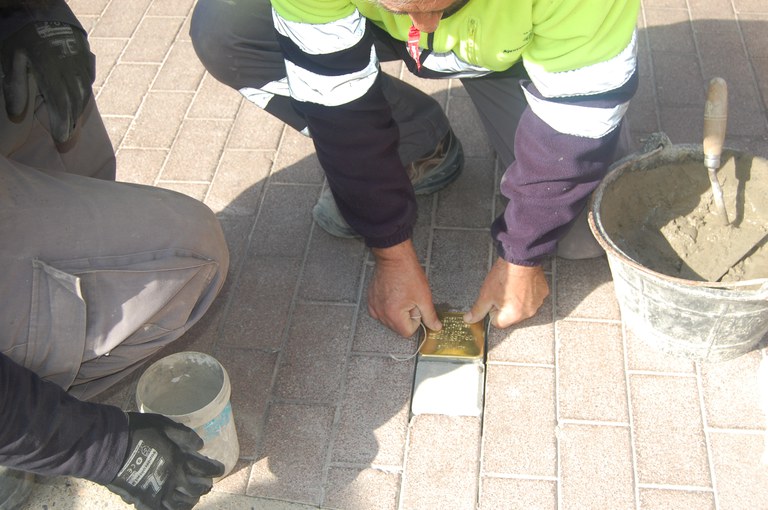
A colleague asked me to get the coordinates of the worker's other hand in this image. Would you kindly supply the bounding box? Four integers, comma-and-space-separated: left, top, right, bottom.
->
464, 257, 549, 329
369, 240, 441, 337
1, 20, 95, 143
106, 412, 224, 510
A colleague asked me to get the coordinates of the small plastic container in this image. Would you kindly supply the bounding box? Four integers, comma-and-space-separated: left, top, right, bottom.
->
136, 352, 239, 478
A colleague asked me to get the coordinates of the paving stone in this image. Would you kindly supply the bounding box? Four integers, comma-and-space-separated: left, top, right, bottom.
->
206, 149, 272, 217
331, 355, 412, 466
324, 467, 401, 510
272, 129, 325, 184
122, 16, 184, 63
630, 374, 712, 486
273, 304, 354, 402
625, 326, 697, 373
700, 350, 766, 430
248, 403, 335, 505
436, 157, 496, 229
154, 41, 206, 92
123, 90, 193, 148
430, 229, 491, 311
214, 348, 277, 459
220, 255, 302, 351
555, 257, 621, 321
401, 415, 481, 510
482, 364, 557, 477
97, 63, 160, 117
559, 423, 635, 510
638, 488, 716, 509
299, 232, 366, 303
486, 284, 555, 364
163, 119, 232, 181
558, 321, 628, 422
709, 431, 768, 510
479, 477, 557, 510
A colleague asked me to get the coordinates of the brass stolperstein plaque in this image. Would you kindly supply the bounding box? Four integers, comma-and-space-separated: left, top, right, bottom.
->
419, 311, 486, 361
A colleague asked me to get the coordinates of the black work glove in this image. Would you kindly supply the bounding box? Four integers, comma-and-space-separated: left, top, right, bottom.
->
0, 19, 95, 143
106, 412, 225, 510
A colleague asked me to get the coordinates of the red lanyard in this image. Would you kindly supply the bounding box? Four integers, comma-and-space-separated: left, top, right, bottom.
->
407, 25, 422, 71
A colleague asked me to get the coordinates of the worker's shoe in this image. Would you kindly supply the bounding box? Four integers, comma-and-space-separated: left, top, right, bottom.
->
312, 129, 464, 238
0, 467, 35, 510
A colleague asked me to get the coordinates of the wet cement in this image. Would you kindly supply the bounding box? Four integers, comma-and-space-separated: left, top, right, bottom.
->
599, 150, 768, 283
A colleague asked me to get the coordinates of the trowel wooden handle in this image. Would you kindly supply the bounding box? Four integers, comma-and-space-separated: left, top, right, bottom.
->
703, 77, 728, 168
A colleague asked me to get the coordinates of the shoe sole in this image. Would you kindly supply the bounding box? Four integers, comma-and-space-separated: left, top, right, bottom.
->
412, 133, 464, 196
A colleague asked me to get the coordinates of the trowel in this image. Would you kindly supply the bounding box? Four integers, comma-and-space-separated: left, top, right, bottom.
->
683, 77, 768, 282
703, 77, 730, 226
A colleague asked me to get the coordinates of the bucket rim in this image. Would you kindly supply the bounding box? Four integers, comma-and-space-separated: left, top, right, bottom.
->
136, 351, 231, 421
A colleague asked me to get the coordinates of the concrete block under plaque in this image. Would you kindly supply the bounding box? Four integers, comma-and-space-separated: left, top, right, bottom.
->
411, 360, 485, 417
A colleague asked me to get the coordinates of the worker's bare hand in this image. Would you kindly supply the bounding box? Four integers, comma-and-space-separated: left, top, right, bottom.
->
464, 257, 549, 329
368, 240, 441, 337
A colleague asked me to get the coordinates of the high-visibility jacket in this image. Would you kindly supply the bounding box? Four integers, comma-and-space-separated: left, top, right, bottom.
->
271, 0, 640, 264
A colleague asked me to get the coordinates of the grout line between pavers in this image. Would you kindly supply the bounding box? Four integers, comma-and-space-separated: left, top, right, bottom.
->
695, 362, 721, 510
482, 473, 558, 481
638, 482, 715, 492
705, 427, 767, 435
623, 320, 645, 510
552, 257, 563, 510
638, 1, 663, 134
627, 369, 697, 377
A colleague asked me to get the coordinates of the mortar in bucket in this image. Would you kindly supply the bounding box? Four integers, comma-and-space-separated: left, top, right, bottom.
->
588, 133, 768, 362
136, 352, 239, 478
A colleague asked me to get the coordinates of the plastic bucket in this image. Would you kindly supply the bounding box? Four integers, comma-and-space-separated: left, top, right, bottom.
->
136, 352, 239, 477
589, 133, 768, 362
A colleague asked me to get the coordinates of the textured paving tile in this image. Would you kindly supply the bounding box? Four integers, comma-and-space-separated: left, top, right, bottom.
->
298, 233, 366, 303
482, 364, 557, 476
638, 488, 716, 509
115, 147, 167, 185
401, 415, 481, 510
91, 0, 153, 38
205, 149, 271, 217
247, 184, 316, 257
273, 304, 354, 402
219, 255, 302, 351
486, 287, 555, 364
625, 326, 697, 373
154, 40, 206, 92
122, 16, 184, 63
248, 403, 335, 505
709, 431, 768, 510
163, 119, 232, 181
558, 320, 628, 422
630, 374, 711, 486
429, 229, 491, 311
331, 355, 413, 466
559, 424, 635, 510
479, 477, 557, 510
97, 63, 160, 116
228, 103, 287, 150
324, 467, 401, 510
123, 90, 193, 148
214, 347, 277, 460
448, 96, 494, 159
272, 129, 325, 184
700, 350, 766, 430
555, 257, 621, 321
435, 157, 495, 229
187, 74, 243, 120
